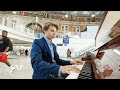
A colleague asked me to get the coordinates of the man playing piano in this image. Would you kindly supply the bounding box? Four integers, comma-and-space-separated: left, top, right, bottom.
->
30, 22, 83, 79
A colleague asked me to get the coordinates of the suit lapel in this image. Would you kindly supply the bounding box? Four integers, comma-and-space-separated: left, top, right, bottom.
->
52, 44, 56, 53
42, 37, 52, 57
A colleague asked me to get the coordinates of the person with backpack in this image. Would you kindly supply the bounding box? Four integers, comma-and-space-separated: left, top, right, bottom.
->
0, 30, 15, 73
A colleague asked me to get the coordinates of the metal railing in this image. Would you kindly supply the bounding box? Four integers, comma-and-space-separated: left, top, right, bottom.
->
75, 44, 95, 57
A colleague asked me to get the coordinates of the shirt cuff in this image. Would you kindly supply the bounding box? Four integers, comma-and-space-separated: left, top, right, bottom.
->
58, 66, 62, 77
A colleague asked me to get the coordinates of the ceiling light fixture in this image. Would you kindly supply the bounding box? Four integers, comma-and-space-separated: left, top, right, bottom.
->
12, 11, 17, 14
65, 14, 68, 18
65, 11, 69, 18
91, 14, 95, 17
35, 16, 38, 22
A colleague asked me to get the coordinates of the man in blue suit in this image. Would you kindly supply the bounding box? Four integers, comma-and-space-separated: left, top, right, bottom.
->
30, 22, 83, 79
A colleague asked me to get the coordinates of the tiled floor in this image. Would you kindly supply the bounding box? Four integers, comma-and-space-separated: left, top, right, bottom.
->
0, 55, 72, 79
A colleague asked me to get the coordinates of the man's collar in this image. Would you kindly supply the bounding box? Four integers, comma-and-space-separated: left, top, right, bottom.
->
44, 36, 52, 44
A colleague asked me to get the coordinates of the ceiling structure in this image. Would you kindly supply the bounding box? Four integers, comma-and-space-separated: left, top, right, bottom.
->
45, 11, 105, 17
0, 11, 105, 17
0, 11, 105, 45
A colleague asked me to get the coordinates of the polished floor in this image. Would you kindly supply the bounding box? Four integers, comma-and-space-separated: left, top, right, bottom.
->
0, 55, 33, 79
0, 54, 72, 79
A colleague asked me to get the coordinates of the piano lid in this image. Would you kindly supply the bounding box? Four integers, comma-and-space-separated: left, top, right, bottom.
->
94, 34, 120, 51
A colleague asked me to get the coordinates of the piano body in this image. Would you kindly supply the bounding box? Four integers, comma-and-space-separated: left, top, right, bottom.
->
66, 11, 120, 79
66, 34, 120, 79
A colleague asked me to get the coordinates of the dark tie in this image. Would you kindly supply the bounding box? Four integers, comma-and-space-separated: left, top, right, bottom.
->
50, 43, 56, 63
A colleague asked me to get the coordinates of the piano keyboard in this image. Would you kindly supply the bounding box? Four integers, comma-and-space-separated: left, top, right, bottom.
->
77, 61, 95, 79
66, 61, 95, 79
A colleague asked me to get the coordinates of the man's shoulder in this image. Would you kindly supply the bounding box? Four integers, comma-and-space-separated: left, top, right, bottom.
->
34, 38, 43, 42
5, 37, 10, 40
34, 37, 44, 44
2, 37, 10, 41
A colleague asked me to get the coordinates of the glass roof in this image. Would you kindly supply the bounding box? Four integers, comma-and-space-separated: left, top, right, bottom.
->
46, 11, 105, 17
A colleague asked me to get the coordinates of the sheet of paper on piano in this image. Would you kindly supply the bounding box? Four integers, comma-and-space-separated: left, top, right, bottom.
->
66, 61, 85, 79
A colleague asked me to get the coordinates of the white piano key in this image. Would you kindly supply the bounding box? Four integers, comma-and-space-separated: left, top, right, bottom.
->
66, 61, 85, 79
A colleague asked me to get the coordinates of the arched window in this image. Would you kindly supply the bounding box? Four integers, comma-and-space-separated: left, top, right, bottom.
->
73, 26, 80, 33
26, 22, 43, 38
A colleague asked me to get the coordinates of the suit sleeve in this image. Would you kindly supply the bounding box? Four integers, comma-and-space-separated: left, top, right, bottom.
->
30, 39, 60, 78
53, 44, 71, 65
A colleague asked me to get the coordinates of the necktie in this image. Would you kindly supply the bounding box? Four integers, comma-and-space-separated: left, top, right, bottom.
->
50, 43, 56, 63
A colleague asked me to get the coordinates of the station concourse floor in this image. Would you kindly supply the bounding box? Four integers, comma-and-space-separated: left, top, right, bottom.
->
0, 55, 72, 79
0, 55, 33, 79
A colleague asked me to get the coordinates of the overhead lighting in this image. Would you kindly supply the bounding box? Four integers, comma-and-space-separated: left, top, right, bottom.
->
12, 11, 17, 14
91, 14, 95, 17
35, 16, 38, 22
6, 17, 9, 20
65, 11, 69, 18
65, 14, 68, 18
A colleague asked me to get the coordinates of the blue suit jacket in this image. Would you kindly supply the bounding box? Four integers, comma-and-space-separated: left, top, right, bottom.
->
30, 37, 71, 79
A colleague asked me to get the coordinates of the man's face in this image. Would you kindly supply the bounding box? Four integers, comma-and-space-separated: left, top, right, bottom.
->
44, 26, 56, 40
2, 31, 8, 37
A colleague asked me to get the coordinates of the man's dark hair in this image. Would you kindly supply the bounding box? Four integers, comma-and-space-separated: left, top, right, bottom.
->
43, 22, 58, 31
2, 30, 8, 33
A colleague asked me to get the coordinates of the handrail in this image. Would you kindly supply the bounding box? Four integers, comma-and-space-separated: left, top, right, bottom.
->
75, 44, 95, 57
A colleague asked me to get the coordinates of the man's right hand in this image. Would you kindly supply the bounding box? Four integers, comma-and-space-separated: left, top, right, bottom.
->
61, 65, 80, 75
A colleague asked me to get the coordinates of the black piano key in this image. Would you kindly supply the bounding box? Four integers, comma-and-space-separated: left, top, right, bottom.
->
78, 75, 94, 79
77, 61, 95, 79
